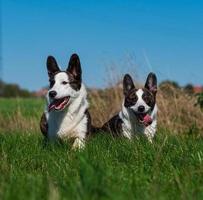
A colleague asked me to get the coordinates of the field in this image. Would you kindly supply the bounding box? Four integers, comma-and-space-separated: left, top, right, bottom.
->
0, 96, 203, 200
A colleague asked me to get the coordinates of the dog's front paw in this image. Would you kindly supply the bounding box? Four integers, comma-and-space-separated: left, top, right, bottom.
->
72, 138, 85, 150
144, 127, 156, 143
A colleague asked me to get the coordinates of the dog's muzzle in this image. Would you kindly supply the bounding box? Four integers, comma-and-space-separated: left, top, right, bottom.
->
48, 96, 70, 112
131, 109, 153, 126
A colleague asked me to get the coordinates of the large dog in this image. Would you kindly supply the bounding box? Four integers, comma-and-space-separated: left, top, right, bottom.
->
40, 54, 91, 149
100, 73, 158, 142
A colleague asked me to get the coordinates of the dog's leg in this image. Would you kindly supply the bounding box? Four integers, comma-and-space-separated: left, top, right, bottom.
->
40, 113, 48, 137
71, 115, 88, 150
144, 121, 157, 143
122, 126, 132, 139
144, 128, 154, 143
72, 137, 85, 150
145, 133, 153, 143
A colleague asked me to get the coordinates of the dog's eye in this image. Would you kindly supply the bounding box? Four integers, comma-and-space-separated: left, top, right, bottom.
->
144, 97, 150, 103
129, 93, 137, 99
62, 81, 68, 85
143, 95, 152, 104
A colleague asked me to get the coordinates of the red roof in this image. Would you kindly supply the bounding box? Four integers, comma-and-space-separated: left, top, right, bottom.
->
193, 86, 203, 93
34, 88, 48, 97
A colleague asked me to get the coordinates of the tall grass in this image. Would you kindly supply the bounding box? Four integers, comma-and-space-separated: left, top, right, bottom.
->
0, 82, 202, 135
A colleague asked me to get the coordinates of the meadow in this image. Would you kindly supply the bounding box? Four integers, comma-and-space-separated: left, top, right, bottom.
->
0, 83, 203, 199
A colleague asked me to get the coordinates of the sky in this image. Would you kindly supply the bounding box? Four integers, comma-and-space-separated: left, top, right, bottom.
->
1, 0, 203, 91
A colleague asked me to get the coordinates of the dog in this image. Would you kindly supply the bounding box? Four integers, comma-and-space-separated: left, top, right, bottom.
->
40, 53, 91, 149
100, 73, 158, 142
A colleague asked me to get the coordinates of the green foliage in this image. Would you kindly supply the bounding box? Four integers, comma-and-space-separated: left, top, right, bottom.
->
1, 133, 203, 200
0, 81, 32, 98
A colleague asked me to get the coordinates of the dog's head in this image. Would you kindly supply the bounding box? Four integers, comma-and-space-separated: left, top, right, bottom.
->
123, 73, 157, 125
46, 54, 82, 112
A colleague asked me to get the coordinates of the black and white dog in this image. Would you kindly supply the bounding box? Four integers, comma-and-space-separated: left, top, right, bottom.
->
40, 54, 91, 149
101, 73, 158, 142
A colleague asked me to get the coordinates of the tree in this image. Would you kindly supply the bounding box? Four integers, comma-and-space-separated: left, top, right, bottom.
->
184, 84, 194, 95
0, 81, 32, 98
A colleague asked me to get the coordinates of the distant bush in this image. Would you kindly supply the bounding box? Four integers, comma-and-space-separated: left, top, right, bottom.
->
0, 80, 32, 98
159, 80, 180, 89
159, 80, 181, 97
184, 83, 194, 95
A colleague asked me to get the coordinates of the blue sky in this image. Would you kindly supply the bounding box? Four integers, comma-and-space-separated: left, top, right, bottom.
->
1, 0, 203, 91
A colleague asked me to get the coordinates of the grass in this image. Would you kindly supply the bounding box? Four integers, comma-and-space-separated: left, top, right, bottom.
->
0, 98, 203, 199
0, 98, 44, 133
1, 132, 203, 200
0, 98, 44, 117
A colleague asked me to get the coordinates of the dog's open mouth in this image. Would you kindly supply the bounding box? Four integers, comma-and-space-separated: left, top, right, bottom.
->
48, 96, 70, 112
133, 111, 153, 126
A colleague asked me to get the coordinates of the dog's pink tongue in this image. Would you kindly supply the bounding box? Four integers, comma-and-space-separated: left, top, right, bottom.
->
143, 114, 153, 126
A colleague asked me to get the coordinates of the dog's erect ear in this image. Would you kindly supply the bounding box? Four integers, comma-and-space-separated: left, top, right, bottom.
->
47, 56, 60, 77
145, 72, 157, 95
67, 53, 82, 81
123, 74, 135, 95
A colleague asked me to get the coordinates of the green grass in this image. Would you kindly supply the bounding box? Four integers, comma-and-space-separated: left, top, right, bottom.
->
0, 98, 44, 118
1, 132, 203, 200
0, 98, 44, 133
0, 98, 203, 199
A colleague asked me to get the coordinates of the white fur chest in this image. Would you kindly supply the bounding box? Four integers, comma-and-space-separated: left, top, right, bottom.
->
48, 111, 72, 138
47, 109, 88, 140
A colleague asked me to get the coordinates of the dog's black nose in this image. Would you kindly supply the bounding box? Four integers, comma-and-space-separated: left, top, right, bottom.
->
49, 91, 57, 98
138, 105, 145, 112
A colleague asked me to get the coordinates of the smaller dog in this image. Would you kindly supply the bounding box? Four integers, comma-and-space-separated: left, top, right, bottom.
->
40, 54, 91, 149
101, 73, 158, 142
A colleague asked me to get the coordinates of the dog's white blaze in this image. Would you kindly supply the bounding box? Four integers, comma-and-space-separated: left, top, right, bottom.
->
130, 89, 150, 112
45, 83, 88, 144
